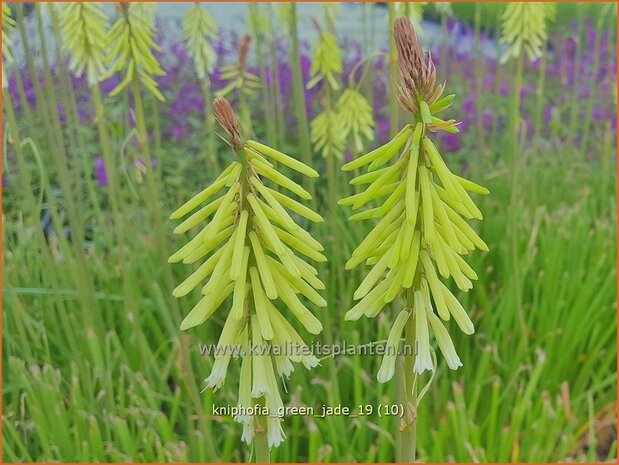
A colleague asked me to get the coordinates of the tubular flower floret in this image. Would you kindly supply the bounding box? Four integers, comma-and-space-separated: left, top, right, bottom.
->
103, 3, 165, 100
59, 3, 110, 87
183, 3, 219, 80
170, 97, 325, 448
341, 16, 489, 381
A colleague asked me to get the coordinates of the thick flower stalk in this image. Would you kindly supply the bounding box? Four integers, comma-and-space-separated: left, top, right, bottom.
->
500, 3, 549, 63
183, 2, 219, 80
170, 97, 325, 450
59, 3, 109, 86
340, 17, 489, 381
2, 3, 15, 89
104, 3, 165, 100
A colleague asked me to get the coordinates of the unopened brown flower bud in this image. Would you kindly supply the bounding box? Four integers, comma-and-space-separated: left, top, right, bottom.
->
213, 97, 242, 151
394, 16, 443, 115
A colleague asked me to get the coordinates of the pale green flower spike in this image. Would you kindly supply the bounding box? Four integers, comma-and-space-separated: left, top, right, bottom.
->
104, 3, 165, 101
170, 97, 325, 449
217, 35, 261, 98
59, 3, 109, 87
336, 88, 375, 152
307, 31, 342, 91
500, 3, 549, 63
183, 3, 219, 81
2, 4, 15, 89
341, 17, 489, 380
310, 109, 346, 161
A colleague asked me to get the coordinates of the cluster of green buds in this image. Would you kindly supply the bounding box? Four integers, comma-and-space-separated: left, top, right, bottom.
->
183, 2, 219, 81
169, 97, 326, 448
59, 3, 109, 87
104, 3, 165, 100
340, 17, 489, 380
2, 3, 15, 89
500, 3, 550, 63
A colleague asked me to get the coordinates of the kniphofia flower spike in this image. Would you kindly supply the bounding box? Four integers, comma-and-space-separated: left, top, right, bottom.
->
340, 17, 489, 381
170, 97, 326, 448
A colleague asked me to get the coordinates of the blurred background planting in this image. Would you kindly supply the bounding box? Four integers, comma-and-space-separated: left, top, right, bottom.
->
2, 2, 617, 462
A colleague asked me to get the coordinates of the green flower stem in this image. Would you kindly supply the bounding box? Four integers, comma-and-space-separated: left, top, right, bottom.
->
4, 92, 36, 211
580, 12, 605, 157
568, 4, 586, 147
533, 37, 549, 152
388, 3, 398, 137
397, 279, 418, 462
201, 79, 220, 172
473, 4, 484, 147
254, 416, 270, 463
11, 64, 36, 134
250, 4, 277, 148
508, 52, 526, 342
92, 84, 122, 221
49, 7, 104, 226
289, 3, 315, 202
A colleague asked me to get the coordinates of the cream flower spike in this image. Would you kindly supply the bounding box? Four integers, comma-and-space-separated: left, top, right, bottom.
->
340, 17, 489, 380
169, 97, 325, 449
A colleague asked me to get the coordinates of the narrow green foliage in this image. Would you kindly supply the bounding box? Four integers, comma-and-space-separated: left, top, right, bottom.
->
104, 3, 165, 100
183, 3, 219, 80
170, 97, 325, 450
59, 3, 109, 86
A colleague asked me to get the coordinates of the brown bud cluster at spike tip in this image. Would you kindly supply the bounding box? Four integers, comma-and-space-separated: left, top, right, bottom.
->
394, 16, 445, 115
238, 34, 252, 71
214, 97, 242, 151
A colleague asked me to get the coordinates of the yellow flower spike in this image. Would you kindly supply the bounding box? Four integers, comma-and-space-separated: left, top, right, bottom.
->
500, 3, 549, 63
170, 97, 325, 450
340, 17, 488, 385
307, 31, 342, 91
59, 3, 109, 87
336, 88, 375, 152
2, 4, 16, 89
104, 3, 165, 101
310, 109, 347, 161
183, 3, 219, 80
